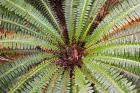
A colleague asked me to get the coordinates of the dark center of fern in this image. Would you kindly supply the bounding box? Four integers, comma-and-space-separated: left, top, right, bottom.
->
57, 44, 85, 68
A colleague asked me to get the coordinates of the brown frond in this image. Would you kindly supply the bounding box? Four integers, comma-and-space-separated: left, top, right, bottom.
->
0, 49, 33, 64
49, 0, 69, 44
99, 17, 140, 42
36, 46, 59, 55
88, 0, 120, 35
0, 28, 16, 37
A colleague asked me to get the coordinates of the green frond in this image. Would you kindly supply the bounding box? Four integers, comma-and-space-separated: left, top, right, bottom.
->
101, 63, 140, 91
45, 68, 64, 93
74, 66, 88, 93
75, 0, 92, 42
64, 0, 75, 44
87, 33, 140, 54
83, 58, 138, 93
0, 0, 64, 44
52, 70, 70, 93
0, 34, 36, 50
81, 65, 109, 93
37, 0, 62, 33
9, 60, 52, 93
100, 23, 140, 43
0, 33, 58, 50
88, 23, 140, 51
92, 55, 140, 76
52, 70, 64, 93
26, 0, 62, 34
58, 70, 70, 93
79, 0, 107, 41
86, 0, 140, 48
0, 52, 56, 90
29, 64, 60, 93
70, 76, 78, 93
0, 7, 46, 40
95, 46, 140, 62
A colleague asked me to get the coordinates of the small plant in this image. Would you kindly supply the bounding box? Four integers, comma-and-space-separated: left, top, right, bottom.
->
0, 0, 140, 92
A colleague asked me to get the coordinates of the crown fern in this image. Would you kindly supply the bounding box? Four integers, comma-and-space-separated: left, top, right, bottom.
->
0, 0, 140, 93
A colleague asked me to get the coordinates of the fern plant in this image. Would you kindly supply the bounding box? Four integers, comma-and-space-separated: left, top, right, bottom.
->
0, 0, 140, 92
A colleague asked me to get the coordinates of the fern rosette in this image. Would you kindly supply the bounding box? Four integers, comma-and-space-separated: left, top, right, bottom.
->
0, 0, 140, 93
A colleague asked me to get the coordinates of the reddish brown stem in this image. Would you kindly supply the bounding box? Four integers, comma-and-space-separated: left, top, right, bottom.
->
99, 17, 140, 42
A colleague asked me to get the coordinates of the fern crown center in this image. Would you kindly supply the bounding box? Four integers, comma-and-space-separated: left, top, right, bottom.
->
57, 44, 85, 68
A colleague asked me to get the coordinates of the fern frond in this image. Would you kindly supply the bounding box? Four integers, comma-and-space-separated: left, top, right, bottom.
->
81, 65, 109, 93
83, 58, 137, 93
100, 63, 140, 91
26, 0, 62, 34
0, 49, 38, 55
0, 49, 39, 63
45, 68, 64, 93
87, 33, 140, 54
59, 70, 70, 93
64, 0, 75, 44
0, 7, 46, 40
29, 64, 60, 93
9, 60, 53, 93
79, 0, 107, 41
86, 0, 140, 48
91, 22, 140, 49
99, 19, 140, 42
0, 33, 58, 51
92, 55, 140, 76
0, 0, 64, 44
37, 0, 61, 32
74, 66, 88, 93
70, 76, 78, 93
0, 34, 36, 50
75, 0, 92, 42
95, 46, 140, 62
52, 70, 70, 93
0, 52, 56, 90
